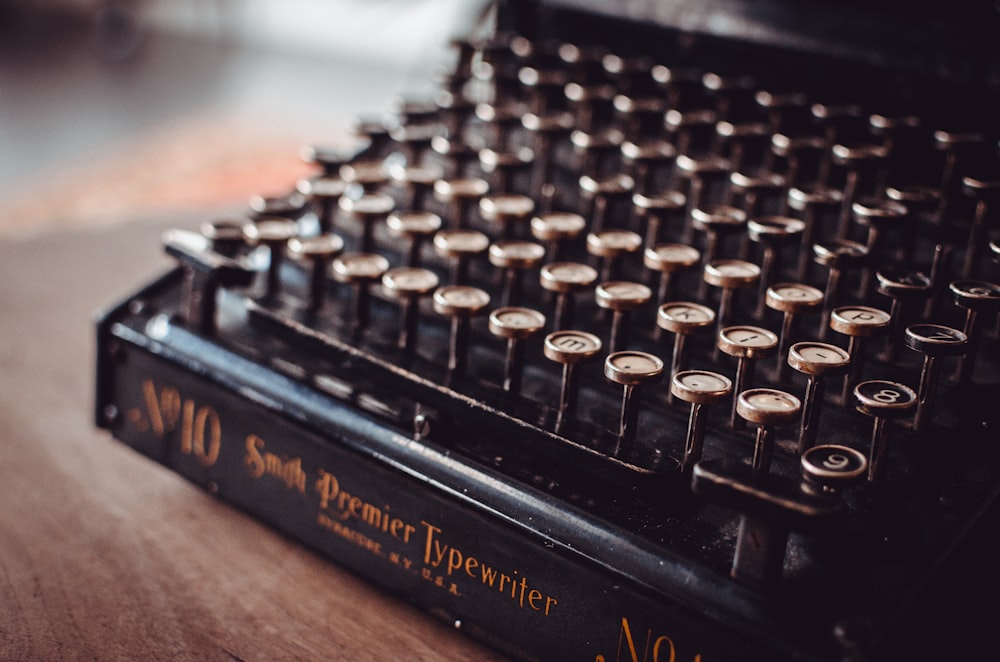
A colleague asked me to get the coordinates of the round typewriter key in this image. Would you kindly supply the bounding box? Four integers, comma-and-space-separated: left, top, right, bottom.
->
800, 445, 867, 495
386, 211, 442, 267
586, 229, 643, 282
786, 185, 843, 280
671, 370, 732, 472
544, 330, 603, 422
433, 229, 489, 285
854, 380, 917, 481
621, 141, 687, 198
332, 252, 390, 330
530, 212, 586, 262
480, 193, 535, 240
382, 267, 439, 352
717, 122, 771, 175
389, 121, 437, 164
830, 305, 891, 404
478, 146, 534, 193
961, 176, 1000, 278
296, 174, 349, 233
433, 285, 491, 374
765, 283, 824, 381
813, 239, 868, 338
644, 243, 701, 307
736, 388, 801, 475
301, 143, 357, 176
433, 177, 489, 229
243, 218, 299, 299
339, 159, 389, 194
633, 191, 686, 249
248, 191, 309, 220
727, 170, 786, 218
540, 262, 598, 330
830, 144, 889, 239
668, 114, 721, 165
933, 131, 985, 225
657, 302, 716, 397
430, 135, 478, 176
604, 351, 664, 450
489, 240, 546, 307
950, 280, 1000, 384
905, 324, 968, 433
571, 127, 625, 174
691, 206, 747, 298
522, 111, 575, 202
387, 162, 443, 210
201, 219, 246, 257
703, 259, 760, 330
875, 268, 932, 361
788, 342, 851, 453
595, 281, 652, 353
774, 136, 828, 192
338, 192, 395, 254
718, 325, 779, 430
579, 173, 634, 234
747, 216, 806, 318
853, 199, 909, 297
287, 233, 345, 311
489, 306, 546, 395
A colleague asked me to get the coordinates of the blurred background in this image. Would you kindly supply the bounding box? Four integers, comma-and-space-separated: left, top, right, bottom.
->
0, 0, 491, 238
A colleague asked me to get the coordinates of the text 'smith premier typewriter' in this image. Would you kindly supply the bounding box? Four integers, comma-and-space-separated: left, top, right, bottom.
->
95, 1, 1000, 660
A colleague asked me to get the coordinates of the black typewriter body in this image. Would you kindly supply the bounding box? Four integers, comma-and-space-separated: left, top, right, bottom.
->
95, 2, 1000, 660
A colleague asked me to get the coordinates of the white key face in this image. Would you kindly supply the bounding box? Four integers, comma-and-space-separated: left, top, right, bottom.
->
793, 342, 851, 365
607, 351, 663, 376
600, 282, 651, 301
384, 267, 439, 293
545, 331, 601, 361
434, 230, 489, 253
544, 263, 598, 285
336, 253, 390, 279
744, 390, 798, 412
435, 285, 490, 311
388, 212, 441, 235
677, 371, 730, 392
834, 307, 891, 326
492, 241, 546, 261
659, 304, 713, 324
493, 308, 545, 330
770, 284, 823, 305
532, 212, 586, 236
714, 261, 759, 278
482, 194, 534, 217
649, 244, 700, 265
720, 326, 778, 348
591, 230, 642, 251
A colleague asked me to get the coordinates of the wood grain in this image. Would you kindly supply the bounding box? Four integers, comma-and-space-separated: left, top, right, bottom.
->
0, 218, 509, 661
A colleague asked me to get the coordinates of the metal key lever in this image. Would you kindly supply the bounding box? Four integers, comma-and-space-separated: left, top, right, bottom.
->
692, 445, 866, 590
162, 229, 259, 336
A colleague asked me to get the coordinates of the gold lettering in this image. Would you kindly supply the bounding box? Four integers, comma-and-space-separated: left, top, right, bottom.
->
245, 434, 265, 477
315, 469, 338, 509
192, 405, 221, 467
139, 379, 221, 467
420, 520, 557, 617
612, 617, 701, 662
179, 399, 194, 455
143, 379, 165, 438
242, 434, 305, 491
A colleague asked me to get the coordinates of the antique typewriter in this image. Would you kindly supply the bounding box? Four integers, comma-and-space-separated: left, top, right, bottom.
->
95, 1, 1000, 660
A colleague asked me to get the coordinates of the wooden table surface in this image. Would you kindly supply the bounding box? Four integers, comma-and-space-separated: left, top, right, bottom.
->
0, 218, 509, 661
